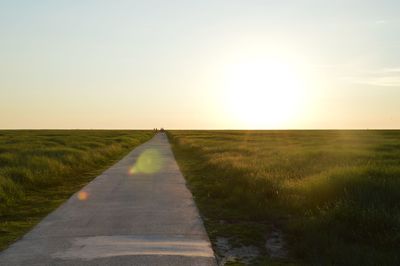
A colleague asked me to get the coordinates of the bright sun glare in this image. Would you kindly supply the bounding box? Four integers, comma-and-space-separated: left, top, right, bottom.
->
223, 57, 306, 128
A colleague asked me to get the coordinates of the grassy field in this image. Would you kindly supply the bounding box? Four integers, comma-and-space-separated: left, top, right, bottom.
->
168, 130, 400, 265
0, 130, 153, 250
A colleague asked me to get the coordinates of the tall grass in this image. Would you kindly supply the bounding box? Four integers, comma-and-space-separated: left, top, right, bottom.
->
0, 130, 153, 249
0, 130, 153, 205
168, 130, 400, 265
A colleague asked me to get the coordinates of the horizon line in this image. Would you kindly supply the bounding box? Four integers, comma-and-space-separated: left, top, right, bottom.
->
1, 128, 399, 131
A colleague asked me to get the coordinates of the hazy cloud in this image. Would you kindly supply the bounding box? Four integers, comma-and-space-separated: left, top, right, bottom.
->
340, 67, 400, 87
375, 20, 388, 24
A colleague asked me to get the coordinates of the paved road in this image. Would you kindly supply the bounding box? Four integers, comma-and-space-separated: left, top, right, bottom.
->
0, 133, 216, 265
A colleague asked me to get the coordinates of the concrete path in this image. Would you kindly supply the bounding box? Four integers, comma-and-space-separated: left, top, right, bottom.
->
0, 133, 216, 265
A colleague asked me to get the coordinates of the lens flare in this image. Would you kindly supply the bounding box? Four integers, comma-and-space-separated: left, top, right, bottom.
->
77, 191, 88, 201
129, 148, 163, 175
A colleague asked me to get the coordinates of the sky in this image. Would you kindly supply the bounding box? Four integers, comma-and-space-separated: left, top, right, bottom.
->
1, 0, 399, 129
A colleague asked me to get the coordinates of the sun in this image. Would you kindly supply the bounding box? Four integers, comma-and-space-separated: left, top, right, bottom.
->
222, 57, 306, 128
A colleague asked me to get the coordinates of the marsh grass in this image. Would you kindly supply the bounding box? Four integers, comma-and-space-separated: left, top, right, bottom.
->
168, 130, 400, 265
0, 130, 153, 250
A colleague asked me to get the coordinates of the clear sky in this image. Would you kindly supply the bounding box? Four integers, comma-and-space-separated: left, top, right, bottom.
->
1, 0, 399, 129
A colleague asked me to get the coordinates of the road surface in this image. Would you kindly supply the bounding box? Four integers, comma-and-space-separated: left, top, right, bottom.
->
0, 133, 216, 265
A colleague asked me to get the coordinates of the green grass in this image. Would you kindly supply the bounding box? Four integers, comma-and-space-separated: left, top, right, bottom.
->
168, 130, 400, 265
0, 130, 153, 250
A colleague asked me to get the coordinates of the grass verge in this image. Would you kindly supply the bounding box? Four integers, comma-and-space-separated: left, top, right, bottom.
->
168, 130, 400, 265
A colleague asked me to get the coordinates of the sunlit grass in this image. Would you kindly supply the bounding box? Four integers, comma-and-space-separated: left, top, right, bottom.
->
168, 130, 400, 265
0, 130, 153, 250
